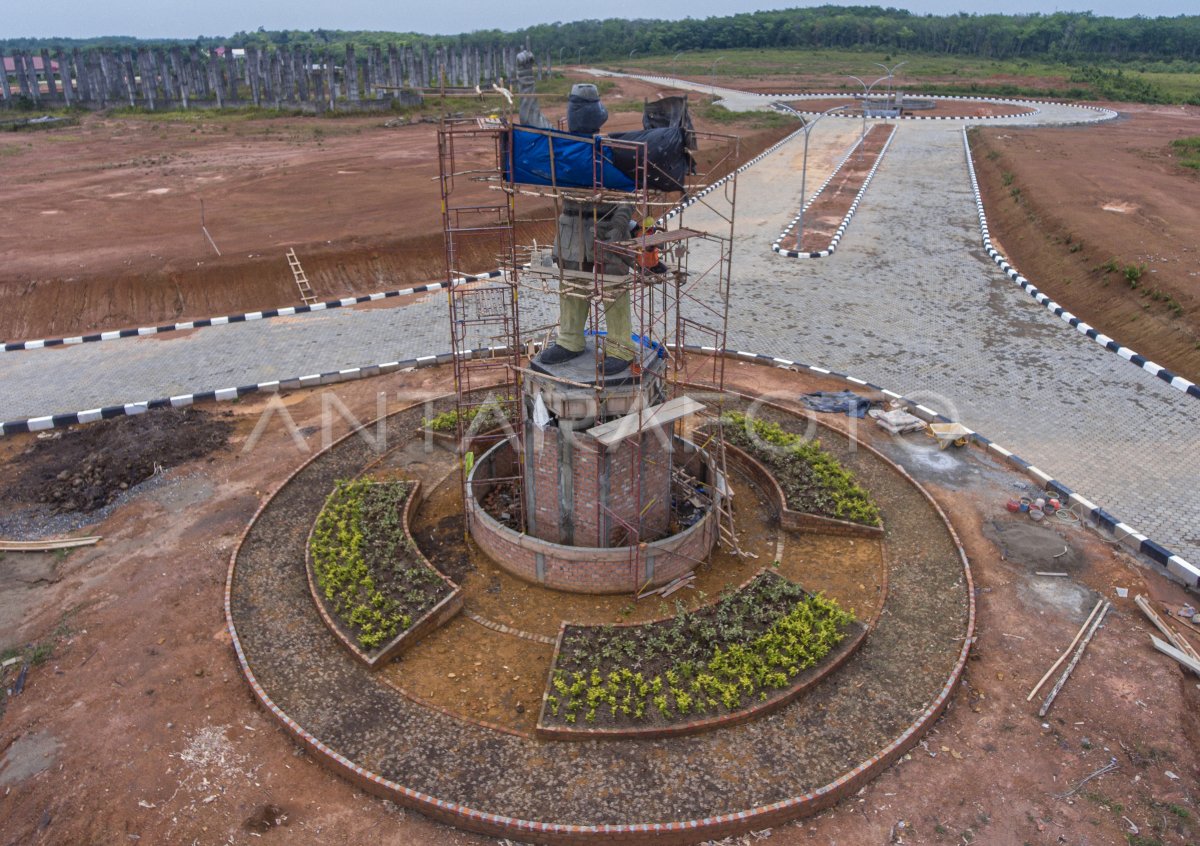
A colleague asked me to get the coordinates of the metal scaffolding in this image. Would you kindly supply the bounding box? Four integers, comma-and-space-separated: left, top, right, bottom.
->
439, 96, 742, 573
438, 117, 525, 533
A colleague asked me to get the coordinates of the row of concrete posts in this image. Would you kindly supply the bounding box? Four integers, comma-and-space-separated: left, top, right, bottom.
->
1, 43, 549, 111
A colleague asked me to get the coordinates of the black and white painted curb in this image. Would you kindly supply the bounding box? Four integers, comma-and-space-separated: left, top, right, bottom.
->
0, 271, 503, 353
4, 341, 1193, 587
3, 101, 815, 352
0, 346, 508, 436
658, 108, 813, 226
962, 130, 1199, 400
705, 346, 1199, 588
772, 122, 896, 259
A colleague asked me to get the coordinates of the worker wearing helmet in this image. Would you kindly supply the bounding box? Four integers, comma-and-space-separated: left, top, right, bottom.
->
516, 50, 635, 376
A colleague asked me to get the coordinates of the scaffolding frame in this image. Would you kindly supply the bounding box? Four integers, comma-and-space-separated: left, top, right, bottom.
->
438, 117, 525, 533
439, 99, 743, 578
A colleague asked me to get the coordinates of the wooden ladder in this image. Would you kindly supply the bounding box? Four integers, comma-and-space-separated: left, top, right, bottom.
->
286, 248, 319, 305
704, 411, 745, 557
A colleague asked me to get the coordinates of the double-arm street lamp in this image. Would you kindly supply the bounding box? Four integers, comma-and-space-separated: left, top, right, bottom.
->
797, 105, 848, 250
846, 74, 889, 158
710, 56, 725, 98
872, 60, 908, 112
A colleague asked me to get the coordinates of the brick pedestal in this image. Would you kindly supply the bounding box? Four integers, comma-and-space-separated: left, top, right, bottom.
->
524, 419, 673, 547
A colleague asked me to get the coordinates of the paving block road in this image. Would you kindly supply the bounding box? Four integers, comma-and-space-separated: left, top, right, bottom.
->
2, 85, 1196, 569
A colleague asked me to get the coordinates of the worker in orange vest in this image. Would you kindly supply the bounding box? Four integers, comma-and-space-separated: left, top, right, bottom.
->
631, 217, 669, 274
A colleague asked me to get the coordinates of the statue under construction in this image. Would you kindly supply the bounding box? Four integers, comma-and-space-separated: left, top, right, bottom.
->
437, 55, 742, 593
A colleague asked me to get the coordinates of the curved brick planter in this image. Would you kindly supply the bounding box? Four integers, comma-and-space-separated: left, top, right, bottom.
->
304, 480, 464, 670
467, 437, 719, 594
723, 442, 883, 539
535, 568, 868, 742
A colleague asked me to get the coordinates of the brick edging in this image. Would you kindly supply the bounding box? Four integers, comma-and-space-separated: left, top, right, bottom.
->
225, 382, 976, 844
772, 123, 897, 259
961, 129, 1200, 402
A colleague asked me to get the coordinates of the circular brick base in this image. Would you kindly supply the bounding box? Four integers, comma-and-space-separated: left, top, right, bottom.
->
467, 438, 718, 594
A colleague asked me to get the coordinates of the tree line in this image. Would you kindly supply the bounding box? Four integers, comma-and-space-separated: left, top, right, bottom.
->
4, 8, 1199, 65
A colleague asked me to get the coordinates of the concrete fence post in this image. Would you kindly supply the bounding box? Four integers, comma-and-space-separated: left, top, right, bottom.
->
246, 46, 260, 106
0, 52, 10, 104
15, 52, 33, 101
345, 44, 359, 102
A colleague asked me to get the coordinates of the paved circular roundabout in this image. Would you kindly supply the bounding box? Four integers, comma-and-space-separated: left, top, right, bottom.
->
226, 366, 975, 844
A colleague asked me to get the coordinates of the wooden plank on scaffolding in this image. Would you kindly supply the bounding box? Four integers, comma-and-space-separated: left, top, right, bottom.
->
587, 396, 706, 448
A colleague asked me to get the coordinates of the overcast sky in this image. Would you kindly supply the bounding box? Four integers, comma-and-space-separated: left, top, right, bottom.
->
7, 0, 1195, 40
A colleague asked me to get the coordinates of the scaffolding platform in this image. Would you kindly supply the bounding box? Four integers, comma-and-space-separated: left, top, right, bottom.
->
526, 338, 667, 418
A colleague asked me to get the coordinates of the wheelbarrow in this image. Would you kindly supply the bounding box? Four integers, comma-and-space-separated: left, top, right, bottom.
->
927, 422, 973, 450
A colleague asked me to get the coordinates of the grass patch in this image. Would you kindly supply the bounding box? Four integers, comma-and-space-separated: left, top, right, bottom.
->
697, 101, 793, 129
1171, 136, 1200, 171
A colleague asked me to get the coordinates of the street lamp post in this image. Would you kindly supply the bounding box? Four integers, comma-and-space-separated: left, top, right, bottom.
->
672, 52, 684, 78
797, 105, 847, 252
846, 74, 889, 159
710, 56, 725, 98
871, 61, 908, 112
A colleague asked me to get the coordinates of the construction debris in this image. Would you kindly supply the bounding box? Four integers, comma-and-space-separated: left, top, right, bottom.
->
637, 571, 695, 601
1038, 601, 1111, 717
0, 536, 101, 552
1027, 598, 1104, 702
1134, 594, 1200, 677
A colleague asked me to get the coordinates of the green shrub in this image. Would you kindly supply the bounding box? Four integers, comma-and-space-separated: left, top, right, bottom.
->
310, 479, 445, 651
721, 411, 881, 526
550, 574, 853, 725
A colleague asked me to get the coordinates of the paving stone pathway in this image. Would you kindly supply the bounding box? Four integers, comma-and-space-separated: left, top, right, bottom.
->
3, 87, 1196, 568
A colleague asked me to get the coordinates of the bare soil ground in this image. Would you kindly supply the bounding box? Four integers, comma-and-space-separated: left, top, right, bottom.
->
1, 361, 1196, 846
972, 104, 1200, 382
0, 74, 792, 343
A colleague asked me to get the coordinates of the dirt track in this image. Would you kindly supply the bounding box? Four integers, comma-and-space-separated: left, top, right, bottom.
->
0, 75, 791, 342
973, 104, 1200, 381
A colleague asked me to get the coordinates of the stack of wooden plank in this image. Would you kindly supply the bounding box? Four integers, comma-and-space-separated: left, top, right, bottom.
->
1135, 594, 1200, 677
637, 572, 695, 601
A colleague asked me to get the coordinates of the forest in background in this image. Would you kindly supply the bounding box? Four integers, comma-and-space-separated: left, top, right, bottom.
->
3, 7, 1199, 63
3, 7, 1199, 105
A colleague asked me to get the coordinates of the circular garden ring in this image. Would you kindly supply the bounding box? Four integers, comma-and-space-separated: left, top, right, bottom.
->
225, 367, 975, 845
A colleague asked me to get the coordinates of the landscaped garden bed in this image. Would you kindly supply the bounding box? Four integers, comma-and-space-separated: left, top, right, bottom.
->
721, 411, 882, 531
306, 478, 462, 669
420, 402, 512, 441
537, 570, 865, 739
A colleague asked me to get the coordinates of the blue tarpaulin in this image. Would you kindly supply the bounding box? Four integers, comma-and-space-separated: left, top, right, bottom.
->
507, 125, 635, 191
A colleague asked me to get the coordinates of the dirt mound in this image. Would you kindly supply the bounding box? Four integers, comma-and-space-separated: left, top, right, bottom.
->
1, 408, 232, 512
